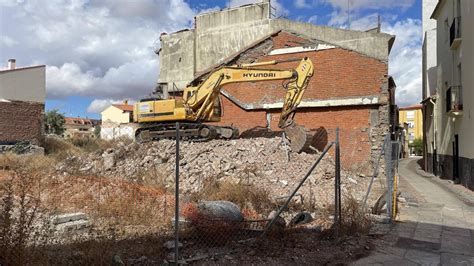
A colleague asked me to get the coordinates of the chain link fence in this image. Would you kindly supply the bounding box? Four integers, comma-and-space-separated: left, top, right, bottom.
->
0, 125, 400, 264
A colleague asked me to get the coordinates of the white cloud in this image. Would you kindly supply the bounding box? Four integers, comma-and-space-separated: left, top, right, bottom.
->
295, 0, 310, 9
46, 63, 99, 97
384, 19, 422, 106
86, 98, 135, 113
0, 35, 18, 47
86, 99, 122, 113
323, 0, 414, 11
317, 0, 421, 107
0, 0, 195, 101
227, 0, 288, 17
307, 15, 318, 24
325, 0, 413, 28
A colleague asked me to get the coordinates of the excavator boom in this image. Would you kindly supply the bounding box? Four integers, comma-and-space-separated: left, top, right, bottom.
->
134, 57, 314, 152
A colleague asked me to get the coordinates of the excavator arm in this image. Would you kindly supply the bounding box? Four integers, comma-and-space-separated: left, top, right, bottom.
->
134, 57, 314, 152
184, 57, 314, 131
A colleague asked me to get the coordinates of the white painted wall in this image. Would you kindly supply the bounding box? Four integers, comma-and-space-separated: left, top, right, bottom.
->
0, 66, 46, 103
101, 106, 131, 124
432, 0, 474, 159
100, 122, 138, 140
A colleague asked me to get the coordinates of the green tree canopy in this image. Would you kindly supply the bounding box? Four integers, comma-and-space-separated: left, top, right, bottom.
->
409, 138, 423, 155
44, 109, 65, 135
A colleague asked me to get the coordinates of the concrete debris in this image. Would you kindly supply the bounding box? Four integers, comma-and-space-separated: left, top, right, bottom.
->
55, 220, 90, 232
0, 142, 45, 155
51, 212, 90, 232
55, 137, 372, 208
163, 240, 183, 249
368, 214, 391, 224
52, 212, 88, 224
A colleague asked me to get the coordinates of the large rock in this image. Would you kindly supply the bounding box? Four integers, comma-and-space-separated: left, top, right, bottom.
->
197, 201, 244, 222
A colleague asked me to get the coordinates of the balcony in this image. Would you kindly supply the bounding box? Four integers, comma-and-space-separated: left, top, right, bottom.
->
446, 86, 463, 115
450, 17, 462, 49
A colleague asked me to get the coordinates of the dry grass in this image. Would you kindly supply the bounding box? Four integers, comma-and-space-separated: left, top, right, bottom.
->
0, 170, 52, 265
40, 135, 133, 159
338, 196, 373, 236
191, 180, 274, 217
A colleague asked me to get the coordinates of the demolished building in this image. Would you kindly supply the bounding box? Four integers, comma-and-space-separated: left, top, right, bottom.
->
155, 2, 397, 173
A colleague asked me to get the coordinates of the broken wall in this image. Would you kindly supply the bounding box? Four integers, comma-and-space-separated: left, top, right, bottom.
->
157, 3, 394, 91
158, 30, 195, 90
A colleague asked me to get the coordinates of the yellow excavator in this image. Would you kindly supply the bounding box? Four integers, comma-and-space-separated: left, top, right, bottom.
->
133, 57, 314, 152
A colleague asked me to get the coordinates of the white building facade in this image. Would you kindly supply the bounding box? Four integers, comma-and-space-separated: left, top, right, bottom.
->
424, 0, 474, 190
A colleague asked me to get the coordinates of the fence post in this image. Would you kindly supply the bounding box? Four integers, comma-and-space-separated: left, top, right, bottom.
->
335, 127, 341, 230
263, 141, 334, 236
174, 122, 180, 265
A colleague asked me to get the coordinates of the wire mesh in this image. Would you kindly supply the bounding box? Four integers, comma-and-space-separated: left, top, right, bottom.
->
0, 126, 399, 264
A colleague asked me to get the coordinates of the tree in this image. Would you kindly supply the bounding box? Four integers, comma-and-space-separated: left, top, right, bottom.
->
409, 138, 423, 156
44, 109, 65, 135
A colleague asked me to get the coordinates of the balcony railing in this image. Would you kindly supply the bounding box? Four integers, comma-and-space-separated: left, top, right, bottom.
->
450, 16, 462, 49
446, 86, 463, 114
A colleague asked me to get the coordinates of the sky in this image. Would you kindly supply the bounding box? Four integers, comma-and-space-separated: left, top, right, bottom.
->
0, 0, 422, 119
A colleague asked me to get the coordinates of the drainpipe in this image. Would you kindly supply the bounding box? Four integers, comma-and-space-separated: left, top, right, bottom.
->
430, 98, 437, 175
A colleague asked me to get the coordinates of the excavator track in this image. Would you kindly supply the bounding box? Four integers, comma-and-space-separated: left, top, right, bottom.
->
135, 123, 239, 143
284, 124, 313, 153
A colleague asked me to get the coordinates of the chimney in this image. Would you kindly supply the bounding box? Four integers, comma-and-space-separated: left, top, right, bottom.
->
7, 59, 16, 70
123, 99, 128, 105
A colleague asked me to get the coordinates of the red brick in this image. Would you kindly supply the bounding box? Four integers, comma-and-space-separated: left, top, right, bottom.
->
208, 31, 388, 172
0, 101, 44, 144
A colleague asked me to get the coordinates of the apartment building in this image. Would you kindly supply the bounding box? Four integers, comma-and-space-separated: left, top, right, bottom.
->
400, 104, 423, 142
423, 0, 474, 189
63, 117, 100, 139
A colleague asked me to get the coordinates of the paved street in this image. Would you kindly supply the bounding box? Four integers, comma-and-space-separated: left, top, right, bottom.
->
353, 158, 474, 265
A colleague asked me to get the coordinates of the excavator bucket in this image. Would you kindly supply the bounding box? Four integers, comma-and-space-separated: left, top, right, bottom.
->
284, 124, 313, 153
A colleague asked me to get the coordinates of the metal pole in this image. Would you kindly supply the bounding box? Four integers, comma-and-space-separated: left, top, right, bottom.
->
335, 127, 341, 228
174, 122, 180, 265
263, 141, 334, 235
361, 139, 385, 212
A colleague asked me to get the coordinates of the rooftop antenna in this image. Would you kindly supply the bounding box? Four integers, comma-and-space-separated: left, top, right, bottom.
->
347, 0, 351, 29
377, 14, 381, 32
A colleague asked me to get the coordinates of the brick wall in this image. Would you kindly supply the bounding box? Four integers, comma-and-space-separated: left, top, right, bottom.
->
208, 31, 389, 173
0, 101, 44, 144
212, 100, 376, 173
222, 33, 388, 104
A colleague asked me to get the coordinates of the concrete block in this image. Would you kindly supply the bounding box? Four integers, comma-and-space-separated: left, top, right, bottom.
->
56, 220, 90, 232
52, 212, 88, 225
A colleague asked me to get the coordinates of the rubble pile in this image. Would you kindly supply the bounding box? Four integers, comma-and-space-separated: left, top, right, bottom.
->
56, 137, 372, 207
